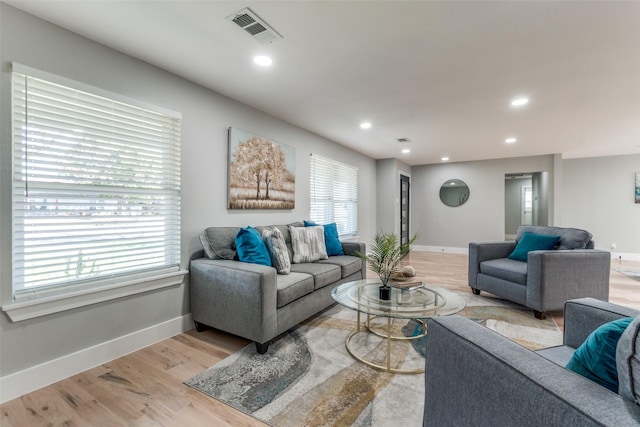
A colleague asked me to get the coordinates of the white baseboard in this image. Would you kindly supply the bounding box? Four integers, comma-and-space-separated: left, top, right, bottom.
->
0, 313, 193, 404
413, 245, 469, 254
610, 252, 640, 262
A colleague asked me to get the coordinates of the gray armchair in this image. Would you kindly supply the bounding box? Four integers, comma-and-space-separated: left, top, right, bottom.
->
423, 298, 640, 427
469, 225, 611, 319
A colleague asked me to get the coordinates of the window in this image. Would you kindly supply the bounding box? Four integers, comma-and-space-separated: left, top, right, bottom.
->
10, 65, 182, 307
309, 154, 358, 237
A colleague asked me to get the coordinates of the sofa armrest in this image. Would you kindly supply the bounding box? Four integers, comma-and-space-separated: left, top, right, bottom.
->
424, 316, 640, 427
468, 241, 516, 286
342, 241, 366, 278
190, 258, 278, 344
563, 298, 640, 348
526, 249, 611, 312
341, 241, 364, 257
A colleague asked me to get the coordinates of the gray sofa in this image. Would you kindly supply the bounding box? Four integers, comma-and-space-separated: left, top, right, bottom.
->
469, 225, 611, 318
190, 222, 365, 353
424, 298, 640, 427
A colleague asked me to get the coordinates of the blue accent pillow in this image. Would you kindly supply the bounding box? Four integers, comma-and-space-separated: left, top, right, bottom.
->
508, 232, 560, 262
304, 220, 344, 256
235, 226, 271, 266
566, 317, 633, 392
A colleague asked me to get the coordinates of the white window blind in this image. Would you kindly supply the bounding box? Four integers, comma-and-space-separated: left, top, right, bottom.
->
310, 154, 358, 237
11, 67, 182, 302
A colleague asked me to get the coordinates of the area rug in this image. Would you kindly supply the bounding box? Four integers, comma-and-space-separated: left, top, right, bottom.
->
616, 268, 640, 282
184, 294, 562, 427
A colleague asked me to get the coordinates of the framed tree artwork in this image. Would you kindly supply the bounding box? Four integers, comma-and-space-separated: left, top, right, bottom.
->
636, 172, 640, 204
228, 127, 295, 209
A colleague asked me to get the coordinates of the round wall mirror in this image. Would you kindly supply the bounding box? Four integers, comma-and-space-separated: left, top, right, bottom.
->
440, 179, 470, 207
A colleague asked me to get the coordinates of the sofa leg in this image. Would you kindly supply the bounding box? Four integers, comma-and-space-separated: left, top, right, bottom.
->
194, 321, 208, 332
471, 288, 481, 295
255, 342, 269, 354
534, 310, 546, 320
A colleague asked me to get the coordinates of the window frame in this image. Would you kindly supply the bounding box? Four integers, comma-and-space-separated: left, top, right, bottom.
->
309, 153, 358, 238
1, 64, 187, 322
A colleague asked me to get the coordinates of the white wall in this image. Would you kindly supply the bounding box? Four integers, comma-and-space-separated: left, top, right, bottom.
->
0, 3, 376, 395
410, 155, 555, 249
560, 154, 640, 255
376, 158, 411, 236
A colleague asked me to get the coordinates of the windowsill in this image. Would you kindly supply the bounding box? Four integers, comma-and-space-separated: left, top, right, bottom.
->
1, 270, 188, 322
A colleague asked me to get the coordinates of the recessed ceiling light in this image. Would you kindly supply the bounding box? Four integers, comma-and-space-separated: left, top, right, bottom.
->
511, 97, 529, 107
505, 137, 517, 144
360, 122, 372, 129
253, 55, 272, 66
441, 156, 449, 162
401, 148, 410, 154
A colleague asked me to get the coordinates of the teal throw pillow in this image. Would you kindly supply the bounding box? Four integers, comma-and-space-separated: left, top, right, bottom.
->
566, 317, 633, 392
508, 232, 560, 262
235, 226, 271, 266
304, 220, 344, 256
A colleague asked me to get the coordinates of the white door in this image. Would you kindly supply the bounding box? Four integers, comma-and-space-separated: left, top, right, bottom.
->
521, 185, 532, 225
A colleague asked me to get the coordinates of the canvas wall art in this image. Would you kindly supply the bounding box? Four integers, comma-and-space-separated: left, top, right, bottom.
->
228, 128, 295, 209
636, 172, 639, 204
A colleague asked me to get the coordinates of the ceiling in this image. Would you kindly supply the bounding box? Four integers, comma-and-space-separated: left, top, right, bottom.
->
6, 1, 640, 165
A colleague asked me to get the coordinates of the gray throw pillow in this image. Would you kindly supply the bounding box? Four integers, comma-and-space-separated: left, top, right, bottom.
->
616, 316, 640, 404
263, 227, 291, 274
289, 225, 328, 264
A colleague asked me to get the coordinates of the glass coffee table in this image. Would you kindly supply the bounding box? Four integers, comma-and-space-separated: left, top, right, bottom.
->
332, 279, 465, 374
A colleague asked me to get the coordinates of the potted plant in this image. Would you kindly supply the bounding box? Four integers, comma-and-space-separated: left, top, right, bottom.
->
356, 231, 417, 300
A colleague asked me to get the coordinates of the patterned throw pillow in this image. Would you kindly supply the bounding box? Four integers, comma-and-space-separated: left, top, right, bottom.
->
289, 225, 328, 263
262, 227, 291, 274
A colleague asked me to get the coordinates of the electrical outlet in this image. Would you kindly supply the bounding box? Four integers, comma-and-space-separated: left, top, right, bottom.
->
610, 243, 617, 250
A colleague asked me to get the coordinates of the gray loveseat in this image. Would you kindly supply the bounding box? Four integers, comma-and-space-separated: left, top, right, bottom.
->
424, 298, 640, 426
469, 225, 611, 319
190, 222, 365, 353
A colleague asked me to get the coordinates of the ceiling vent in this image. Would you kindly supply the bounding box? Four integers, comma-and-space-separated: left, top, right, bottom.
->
227, 8, 283, 44
397, 137, 412, 143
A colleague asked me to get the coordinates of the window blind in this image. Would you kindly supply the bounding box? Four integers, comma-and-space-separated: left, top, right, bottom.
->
309, 154, 358, 237
11, 68, 182, 301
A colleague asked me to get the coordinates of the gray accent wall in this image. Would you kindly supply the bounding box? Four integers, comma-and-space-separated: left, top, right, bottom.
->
0, 5, 376, 377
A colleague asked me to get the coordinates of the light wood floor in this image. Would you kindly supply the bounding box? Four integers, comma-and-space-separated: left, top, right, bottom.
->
2, 252, 639, 426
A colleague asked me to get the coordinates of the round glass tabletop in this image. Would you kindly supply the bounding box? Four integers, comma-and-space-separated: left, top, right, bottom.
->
332, 279, 465, 319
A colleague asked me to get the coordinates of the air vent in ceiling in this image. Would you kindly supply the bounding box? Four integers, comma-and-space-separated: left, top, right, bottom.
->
397, 137, 412, 143
226, 8, 283, 44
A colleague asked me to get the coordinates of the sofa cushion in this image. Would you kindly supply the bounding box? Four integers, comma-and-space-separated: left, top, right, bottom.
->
290, 262, 341, 290
200, 227, 239, 260
304, 220, 344, 256
316, 255, 362, 278
566, 316, 633, 393
480, 258, 528, 285
276, 272, 314, 308
508, 232, 560, 262
616, 316, 640, 404
516, 225, 593, 250
235, 226, 271, 266
262, 227, 291, 274
289, 225, 328, 263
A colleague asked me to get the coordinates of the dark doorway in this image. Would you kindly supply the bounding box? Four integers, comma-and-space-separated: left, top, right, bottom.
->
400, 174, 410, 244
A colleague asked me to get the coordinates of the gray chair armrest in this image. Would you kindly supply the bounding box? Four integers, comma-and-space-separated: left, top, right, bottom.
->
526, 250, 611, 312
563, 298, 640, 348
424, 316, 640, 427
468, 241, 516, 286
190, 258, 278, 343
